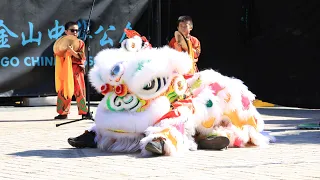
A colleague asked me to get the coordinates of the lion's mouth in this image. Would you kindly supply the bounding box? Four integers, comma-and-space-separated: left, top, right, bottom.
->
113, 95, 140, 111
105, 92, 150, 112
106, 93, 141, 112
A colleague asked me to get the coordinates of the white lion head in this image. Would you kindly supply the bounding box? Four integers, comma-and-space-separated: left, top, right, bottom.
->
89, 45, 193, 112
89, 44, 194, 137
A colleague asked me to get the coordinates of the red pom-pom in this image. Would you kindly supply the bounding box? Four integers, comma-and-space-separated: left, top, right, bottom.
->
101, 84, 112, 95
115, 84, 128, 97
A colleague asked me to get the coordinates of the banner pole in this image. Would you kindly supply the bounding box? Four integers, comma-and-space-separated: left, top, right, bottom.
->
83, 0, 96, 121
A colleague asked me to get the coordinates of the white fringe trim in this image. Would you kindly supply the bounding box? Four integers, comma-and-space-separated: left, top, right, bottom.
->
95, 130, 144, 153
140, 125, 196, 157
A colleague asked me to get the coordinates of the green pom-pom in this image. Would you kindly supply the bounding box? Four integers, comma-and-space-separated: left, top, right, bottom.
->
206, 99, 213, 107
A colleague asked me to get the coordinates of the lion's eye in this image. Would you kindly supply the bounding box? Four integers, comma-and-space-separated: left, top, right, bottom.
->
110, 63, 124, 77
142, 77, 169, 92
143, 80, 155, 90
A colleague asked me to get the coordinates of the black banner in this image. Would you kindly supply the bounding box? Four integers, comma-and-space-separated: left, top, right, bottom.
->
0, 0, 148, 97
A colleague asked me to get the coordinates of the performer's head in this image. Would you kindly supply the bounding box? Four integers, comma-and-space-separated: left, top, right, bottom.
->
64, 21, 79, 37
177, 16, 193, 36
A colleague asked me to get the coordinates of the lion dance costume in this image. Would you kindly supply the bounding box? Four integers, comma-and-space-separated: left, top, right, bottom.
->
76, 29, 271, 156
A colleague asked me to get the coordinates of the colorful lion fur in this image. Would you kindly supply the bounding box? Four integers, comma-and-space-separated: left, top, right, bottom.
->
87, 29, 270, 156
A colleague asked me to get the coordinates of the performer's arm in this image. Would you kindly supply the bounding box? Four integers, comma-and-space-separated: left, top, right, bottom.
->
168, 37, 176, 49
174, 42, 184, 52
169, 37, 185, 52
192, 37, 201, 61
68, 42, 86, 65
77, 42, 86, 61
67, 45, 81, 59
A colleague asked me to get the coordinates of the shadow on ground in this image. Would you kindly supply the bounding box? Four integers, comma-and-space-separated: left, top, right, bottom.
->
7, 148, 144, 159
258, 107, 320, 119
0, 118, 95, 123
273, 131, 320, 144
0, 119, 62, 123
258, 107, 320, 145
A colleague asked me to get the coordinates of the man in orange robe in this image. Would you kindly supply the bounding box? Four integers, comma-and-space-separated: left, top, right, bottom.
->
54, 21, 88, 119
169, 16, 201, 74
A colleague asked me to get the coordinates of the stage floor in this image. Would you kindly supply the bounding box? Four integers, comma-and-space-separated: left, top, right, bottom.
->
0, 105, 319, 179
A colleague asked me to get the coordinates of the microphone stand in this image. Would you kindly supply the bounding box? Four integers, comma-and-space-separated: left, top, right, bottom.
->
56, 0, 96, 127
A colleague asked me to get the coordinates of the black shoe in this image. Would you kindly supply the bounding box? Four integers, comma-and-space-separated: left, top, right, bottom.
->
81, 112, 92, 119
68, 130, 97, 148
198, 136, 230, 150
82, 113, 88, 119
145, 138, 165, 155
54, 115, 68, 119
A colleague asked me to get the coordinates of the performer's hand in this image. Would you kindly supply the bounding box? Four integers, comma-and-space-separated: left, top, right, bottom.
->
67, 46, 79, 58
79, 64, 85, 73
67, 45, 74, 52
174, 42, 183, 52
67, 45, 77, 56
69, 45, 73, 49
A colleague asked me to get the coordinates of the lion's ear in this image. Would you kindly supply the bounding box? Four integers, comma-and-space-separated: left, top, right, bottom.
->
88, 49, 110, 93
89, 66, 104, 93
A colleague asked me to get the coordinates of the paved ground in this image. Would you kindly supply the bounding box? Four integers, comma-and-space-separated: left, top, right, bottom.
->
0, 104, 319, 180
